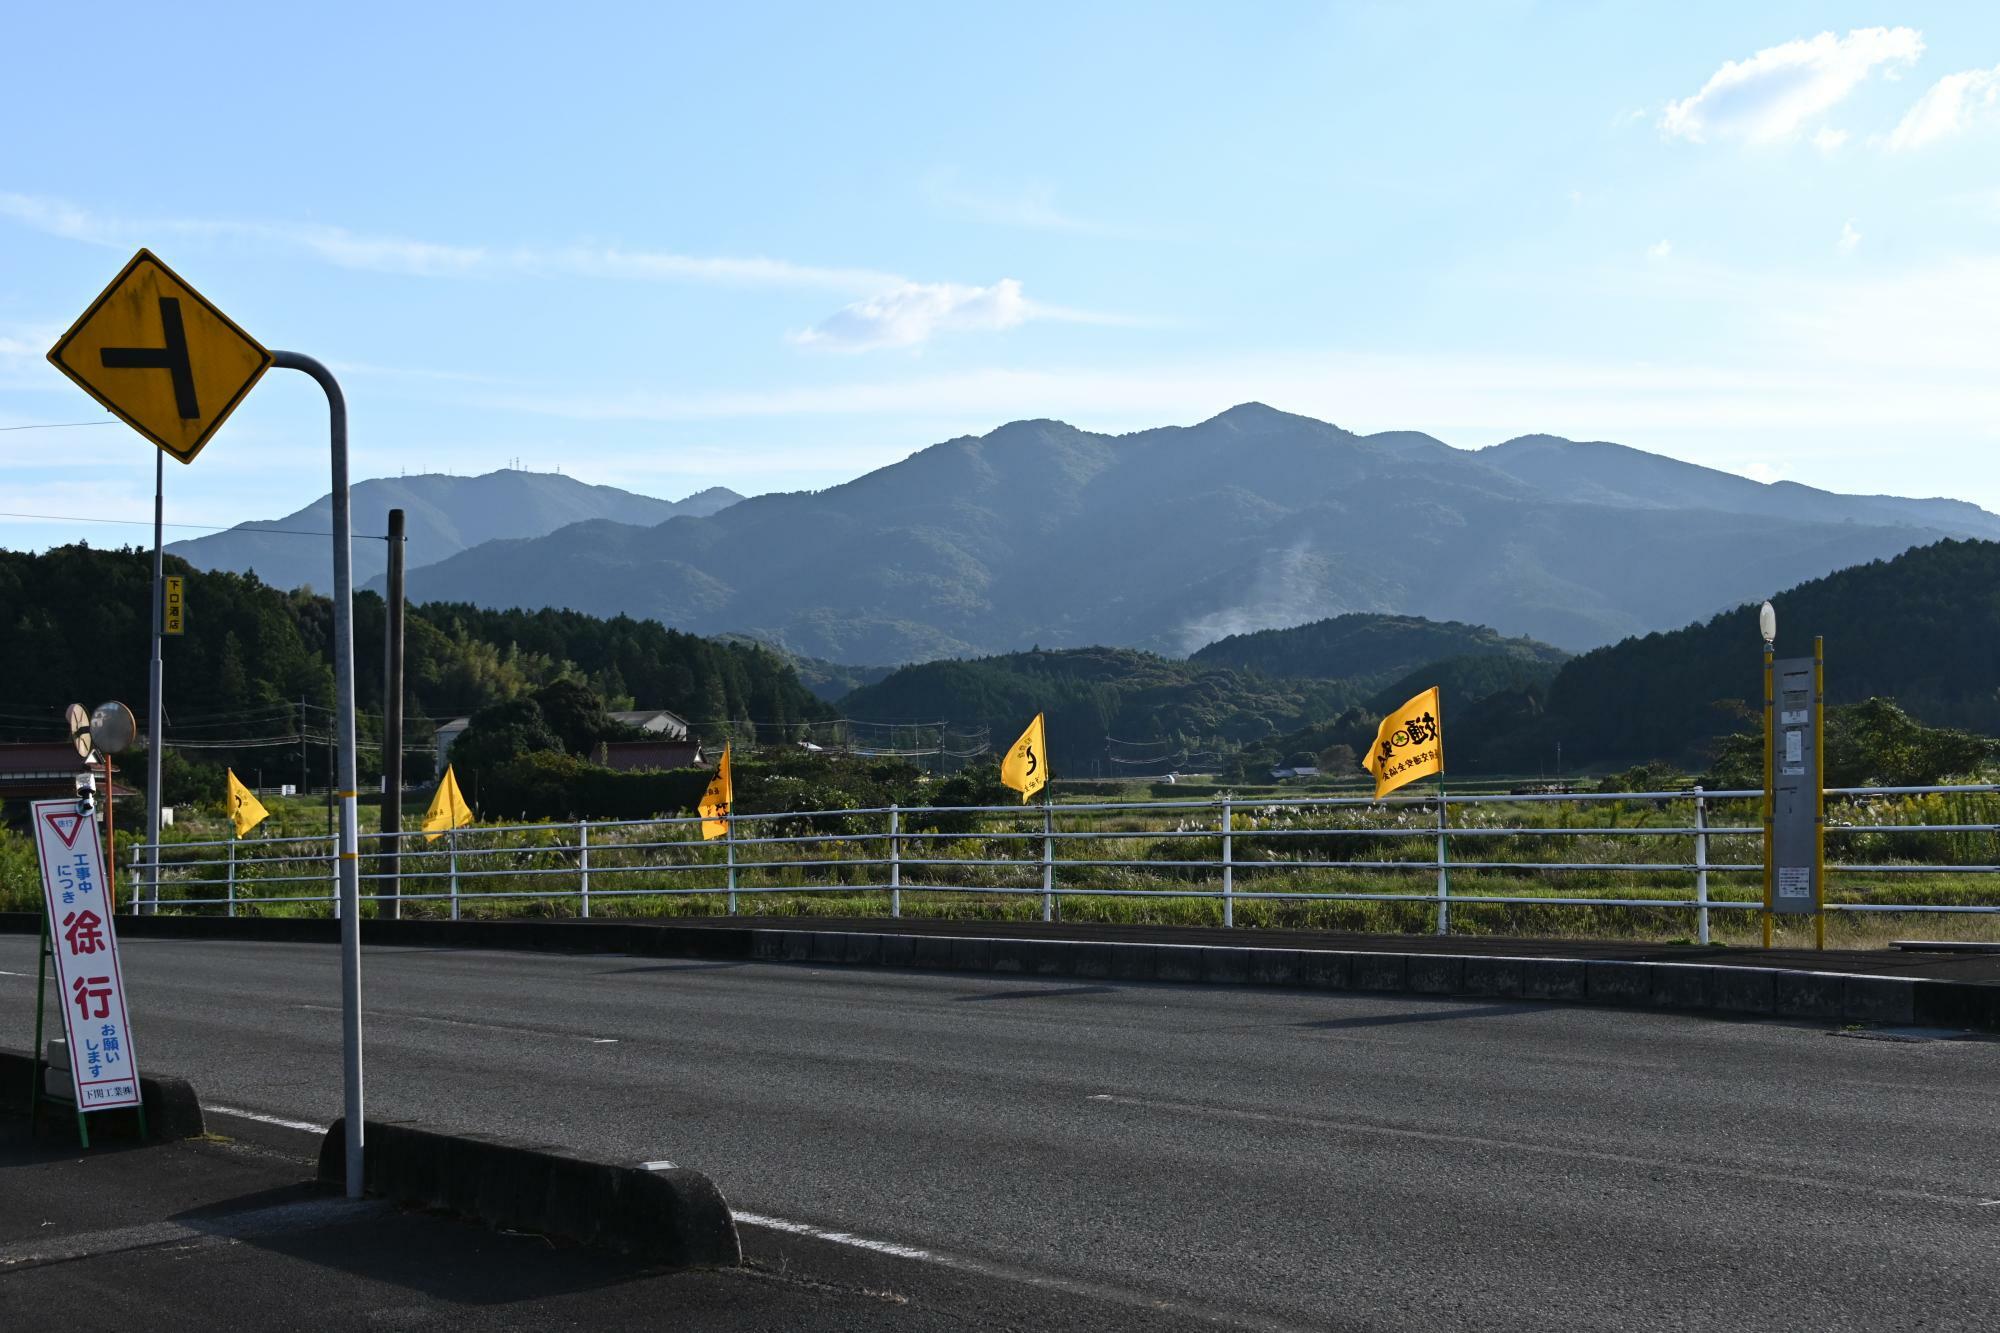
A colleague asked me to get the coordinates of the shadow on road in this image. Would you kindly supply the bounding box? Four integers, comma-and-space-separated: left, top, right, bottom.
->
955, 985, 1121, 1003
1295, 1001, 1552, 1030
175, 1181, 659, 1307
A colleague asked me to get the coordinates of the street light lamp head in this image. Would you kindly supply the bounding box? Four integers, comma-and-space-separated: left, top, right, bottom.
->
1758, 601, 1777, 648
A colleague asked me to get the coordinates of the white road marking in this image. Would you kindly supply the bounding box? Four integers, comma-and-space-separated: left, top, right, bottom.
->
209, 1104, 330, 1134
641, 1159, 678, 1170
1980, 1199, 2000, 1207
0, 969, 29, 977
590, 1038, 619, 1044
735, 1210, 933, 1260
733, 1208, 1319, 1332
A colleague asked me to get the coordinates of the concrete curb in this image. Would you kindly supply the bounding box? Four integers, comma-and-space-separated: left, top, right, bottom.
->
744, 928, 1976, 1028
317, 1117, 740, 1267
0, 1047, 206, 1141
8, 911, 1994, 1033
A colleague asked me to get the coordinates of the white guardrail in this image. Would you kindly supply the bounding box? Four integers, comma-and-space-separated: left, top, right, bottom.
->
129, 785, 2000, 943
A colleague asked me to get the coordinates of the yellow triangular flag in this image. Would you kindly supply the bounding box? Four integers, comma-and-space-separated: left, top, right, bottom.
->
1000, 713, 1049, 803
225, 768, 269, 837
423, 764, 475, 842
1363, 687, 1443, 800
699, 744, 733, 840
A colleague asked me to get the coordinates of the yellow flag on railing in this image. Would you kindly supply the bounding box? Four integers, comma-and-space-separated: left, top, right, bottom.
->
1000, 713, 1049, 803
699, 743, 733, 840
225, 768, 269, 837
423, 764, 475, 842
1363, 687, 1443, 800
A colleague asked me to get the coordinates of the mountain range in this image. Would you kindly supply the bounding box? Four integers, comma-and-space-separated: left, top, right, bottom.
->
166, 470, 741, 592
181, 406, 2000, 663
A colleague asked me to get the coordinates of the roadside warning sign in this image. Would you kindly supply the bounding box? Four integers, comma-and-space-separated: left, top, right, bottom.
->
32, 798, 142, 1109
45, 249, 272, 465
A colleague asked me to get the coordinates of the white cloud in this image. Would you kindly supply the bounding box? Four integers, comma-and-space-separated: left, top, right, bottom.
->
1813, 126, 1850, 153
1647, 239, 1674, 260
1886, 64, 2000, 150
1837, 220, 1861, 254
1661, 27, 1924, 144
1738, 462, 1783, 483
791, 279, 1142, 352
791, 279, 1030, 351
0, 192, 900, 294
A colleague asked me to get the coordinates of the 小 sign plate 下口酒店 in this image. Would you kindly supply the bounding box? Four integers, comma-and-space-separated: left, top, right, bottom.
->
46, 249, 272, 464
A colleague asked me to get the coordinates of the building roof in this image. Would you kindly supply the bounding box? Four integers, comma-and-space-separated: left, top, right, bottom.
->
0, 743, 133, 799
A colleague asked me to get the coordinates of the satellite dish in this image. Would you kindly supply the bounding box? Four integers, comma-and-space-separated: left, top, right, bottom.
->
1758, 601, 1777, 647
90, 701, 138, 754
66, 703, 93, 759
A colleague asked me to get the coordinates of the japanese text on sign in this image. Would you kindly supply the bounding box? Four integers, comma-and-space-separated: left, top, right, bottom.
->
31, 799, 142, 1109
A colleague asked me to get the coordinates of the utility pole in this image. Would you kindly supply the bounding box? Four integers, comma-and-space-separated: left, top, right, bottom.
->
143, 451, 164, 914
382, 508, 406, 919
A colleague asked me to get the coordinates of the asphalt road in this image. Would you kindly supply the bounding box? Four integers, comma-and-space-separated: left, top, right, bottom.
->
4, 936, 1997, 1332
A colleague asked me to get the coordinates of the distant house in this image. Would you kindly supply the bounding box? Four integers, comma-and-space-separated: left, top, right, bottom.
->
435, 706, 694, 775
0, 743, 131, 807
595, 739, 707, 772
434, 718, 471, 775
1268, 765, 1321, 780
610, 708, 689, 739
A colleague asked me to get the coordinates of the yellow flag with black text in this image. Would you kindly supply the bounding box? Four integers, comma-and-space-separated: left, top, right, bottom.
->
225, 768, 268, 837
1000, 714, 1049, 803
1363, 687, 1443, 800
423, 764, 475, 841
699, 743, 733, 840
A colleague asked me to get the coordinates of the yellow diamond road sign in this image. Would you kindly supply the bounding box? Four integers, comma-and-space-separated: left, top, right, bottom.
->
47, 249, 272, 465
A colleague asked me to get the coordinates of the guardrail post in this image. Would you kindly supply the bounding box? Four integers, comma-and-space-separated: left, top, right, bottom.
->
578, 820, 591, 920
448, 827, 460, 922
889, 804, 901, 918
330, 829, 340, 919
1041, 802, 1055, 923
1221, 795, 1234, 928
726, 817, 738, 915
227, 832, 237, 919
129, 844, 141, 915
1435, 788, 1450, 936
1693, 786, 1710, 945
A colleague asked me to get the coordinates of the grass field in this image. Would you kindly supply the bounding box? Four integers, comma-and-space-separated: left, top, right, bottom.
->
11, 783, 1991, 949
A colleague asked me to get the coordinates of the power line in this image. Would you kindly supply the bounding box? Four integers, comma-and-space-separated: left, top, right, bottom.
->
0, 511, 389, 540
0, 419, 117, 432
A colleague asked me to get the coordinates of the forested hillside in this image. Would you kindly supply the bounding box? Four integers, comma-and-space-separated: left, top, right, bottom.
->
1191, 613, 1566, 684
839, 647, 1367, 775
0, 546, 829, 782
1511, 538, 2000, 769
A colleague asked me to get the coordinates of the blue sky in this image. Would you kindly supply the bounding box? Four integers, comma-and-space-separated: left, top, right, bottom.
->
5, 2, 2000, 549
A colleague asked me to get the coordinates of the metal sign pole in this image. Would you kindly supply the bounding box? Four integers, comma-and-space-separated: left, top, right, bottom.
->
1761, 645, 1775, 950
272, 350, 364, 1201
144, 450, 164, 915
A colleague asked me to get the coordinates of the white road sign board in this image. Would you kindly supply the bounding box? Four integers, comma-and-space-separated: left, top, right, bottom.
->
32, 798, 142, 1109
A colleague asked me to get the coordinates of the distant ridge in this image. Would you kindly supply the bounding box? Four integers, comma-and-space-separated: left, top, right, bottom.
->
166, 470, 742, 590
396, 404, 2000, 661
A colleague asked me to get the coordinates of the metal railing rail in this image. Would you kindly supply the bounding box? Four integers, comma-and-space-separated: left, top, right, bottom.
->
127, 784, 2000, 940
